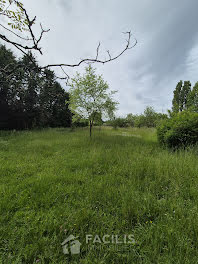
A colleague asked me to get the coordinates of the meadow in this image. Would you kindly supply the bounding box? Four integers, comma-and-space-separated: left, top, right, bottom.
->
0, 127, 198, 263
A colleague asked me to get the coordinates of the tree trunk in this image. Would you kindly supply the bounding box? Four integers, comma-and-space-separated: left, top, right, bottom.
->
89, 120, 92, 138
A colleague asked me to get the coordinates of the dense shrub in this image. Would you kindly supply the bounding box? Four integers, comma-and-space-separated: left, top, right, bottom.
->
157, 111, 198, 148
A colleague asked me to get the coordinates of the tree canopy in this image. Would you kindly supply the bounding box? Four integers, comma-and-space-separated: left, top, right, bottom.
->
69, 65, 118, 136
172, 80, 198, 114
0, 44, 71, 129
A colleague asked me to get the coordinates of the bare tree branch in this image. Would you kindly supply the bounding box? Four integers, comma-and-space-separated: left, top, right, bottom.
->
0, 0, 50, 55
107, 50, 111, 60
39, 31, 136, 81
96, 42, 100, 60
0, 0, 137, 80
43, 32, 136, 69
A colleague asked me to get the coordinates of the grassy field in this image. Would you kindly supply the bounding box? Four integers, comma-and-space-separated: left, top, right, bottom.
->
1, 127, 198, 263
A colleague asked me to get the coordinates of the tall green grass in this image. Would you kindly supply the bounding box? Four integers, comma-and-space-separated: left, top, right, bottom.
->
0, 127, 198, 263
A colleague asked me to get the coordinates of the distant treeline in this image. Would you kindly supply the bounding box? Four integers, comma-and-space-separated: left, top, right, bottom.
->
106, 106, 168, 128
106, 80, 198, 130
0, 45, 72, 130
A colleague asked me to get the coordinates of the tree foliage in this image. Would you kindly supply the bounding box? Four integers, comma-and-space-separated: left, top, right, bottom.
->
157, 80, 198, 148
188, 82, 198, 112
0, 0, 27, 31
0, 45, 71, 129
172, 80, 183, 113
157, 111, 198, 148
172, 81, 192, 113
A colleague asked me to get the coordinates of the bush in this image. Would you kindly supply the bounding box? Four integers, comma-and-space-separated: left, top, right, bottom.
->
157, 111, 198, 148
109, 118, 128, 129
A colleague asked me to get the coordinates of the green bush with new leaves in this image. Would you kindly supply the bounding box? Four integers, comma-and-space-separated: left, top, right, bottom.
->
157, 111, 198, 148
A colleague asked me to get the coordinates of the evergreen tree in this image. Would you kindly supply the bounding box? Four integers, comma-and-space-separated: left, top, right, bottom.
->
0, 45, 18, 129
19, 52, 41, 128
0, 45, 72, 129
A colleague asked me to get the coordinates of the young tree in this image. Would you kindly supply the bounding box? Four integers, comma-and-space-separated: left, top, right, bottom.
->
143, 106, 158, 127
69, 65, 118, 137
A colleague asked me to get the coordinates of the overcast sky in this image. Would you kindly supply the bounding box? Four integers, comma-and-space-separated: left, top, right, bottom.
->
5, 0, 198, 115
